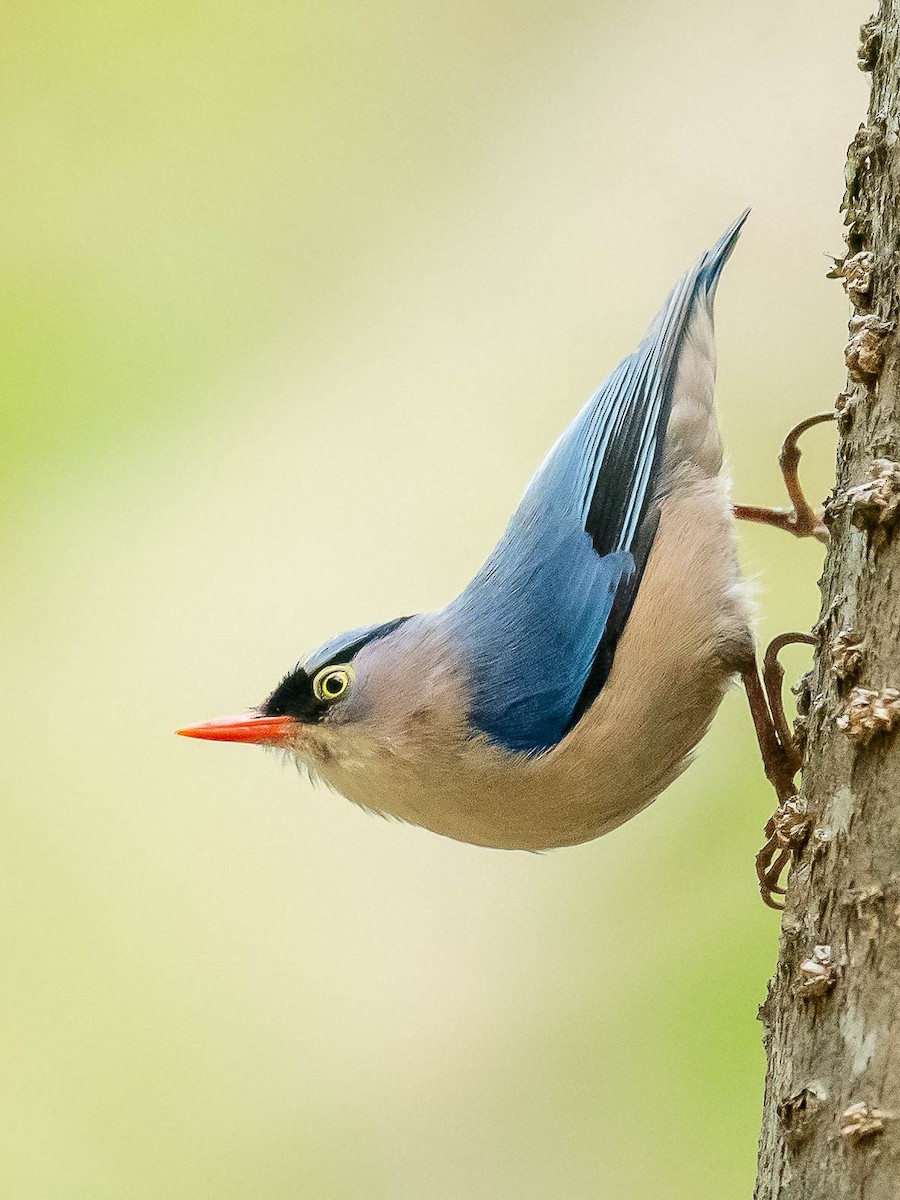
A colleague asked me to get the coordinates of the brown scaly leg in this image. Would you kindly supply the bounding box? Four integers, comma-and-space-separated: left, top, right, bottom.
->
761, 632, 817, 775
734, 412, 836, 543
735, 416, 828, 902
742, 632, 818, 909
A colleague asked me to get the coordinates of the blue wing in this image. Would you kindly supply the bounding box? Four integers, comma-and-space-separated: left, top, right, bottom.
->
444, 213, 747, 754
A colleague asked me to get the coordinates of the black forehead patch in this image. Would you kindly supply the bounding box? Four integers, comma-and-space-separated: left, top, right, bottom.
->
260, 665, 323, 723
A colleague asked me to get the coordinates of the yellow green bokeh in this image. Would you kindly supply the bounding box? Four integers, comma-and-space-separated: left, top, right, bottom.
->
1, 2, 869, 1196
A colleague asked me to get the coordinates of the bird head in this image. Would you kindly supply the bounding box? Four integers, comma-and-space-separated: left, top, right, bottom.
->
176, 614, 467, 772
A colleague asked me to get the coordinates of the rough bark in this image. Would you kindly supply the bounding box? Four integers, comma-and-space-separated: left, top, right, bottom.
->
754, 6, 900, 1197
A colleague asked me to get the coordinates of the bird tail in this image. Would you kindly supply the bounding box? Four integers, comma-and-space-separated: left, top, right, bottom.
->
695, 207, 750, 302
654, 209, 749, 484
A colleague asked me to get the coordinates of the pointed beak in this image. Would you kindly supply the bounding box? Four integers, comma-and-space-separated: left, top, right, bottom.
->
176, 712, 297, 746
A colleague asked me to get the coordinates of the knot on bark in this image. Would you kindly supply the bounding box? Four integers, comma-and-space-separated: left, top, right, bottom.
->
858, 15, 882, 72
787, 671, 814, 757
797, 944, 837, 998
845, 314, 893, 382
843, 121, 887, 226
778, 1081, 828, 1146
791, 714, 809, 759
768, 796, 811, 850
831, 629, 865, 681
792, 670, 813, 716
840, 1102, 890, 1144
828, 251, 874, 306
847, 459, 900, 540
834, 389, 858, 433
837, 687, 900, 743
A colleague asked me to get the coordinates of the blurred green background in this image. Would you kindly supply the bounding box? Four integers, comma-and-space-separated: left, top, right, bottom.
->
1, 2, 868, 1196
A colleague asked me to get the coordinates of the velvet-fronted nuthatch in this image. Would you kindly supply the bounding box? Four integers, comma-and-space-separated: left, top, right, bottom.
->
180, 213, 831, 907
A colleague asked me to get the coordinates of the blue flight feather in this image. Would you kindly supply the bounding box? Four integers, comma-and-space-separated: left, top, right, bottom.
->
444, 213, 748, 755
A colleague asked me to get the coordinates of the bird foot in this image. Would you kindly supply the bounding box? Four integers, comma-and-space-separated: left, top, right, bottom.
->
734, 412, 836, 544
742, 631, 818, 908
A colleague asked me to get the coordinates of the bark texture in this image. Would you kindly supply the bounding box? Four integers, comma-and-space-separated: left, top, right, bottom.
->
755, 6, 900, 1196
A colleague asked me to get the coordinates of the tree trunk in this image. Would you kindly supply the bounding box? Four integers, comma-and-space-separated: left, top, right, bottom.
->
754, 5, 900, 1196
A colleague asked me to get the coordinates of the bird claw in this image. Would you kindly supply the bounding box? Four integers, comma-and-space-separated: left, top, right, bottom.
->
743, 631, 818, 908
734, 412, 836, 544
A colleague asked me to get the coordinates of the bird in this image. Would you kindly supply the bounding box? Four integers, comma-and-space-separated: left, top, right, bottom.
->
179, 212, 806, 868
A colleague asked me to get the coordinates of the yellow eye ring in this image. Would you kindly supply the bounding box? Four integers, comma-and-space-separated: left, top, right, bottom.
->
312, 664, 354, 703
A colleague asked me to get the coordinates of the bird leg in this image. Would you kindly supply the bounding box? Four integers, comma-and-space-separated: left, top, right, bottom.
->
742, 632, 818, 909
761, 632, 817, 775
734, 412, 836, 543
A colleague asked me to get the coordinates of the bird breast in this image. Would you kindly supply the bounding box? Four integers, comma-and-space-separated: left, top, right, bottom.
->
300, 475, 751, 851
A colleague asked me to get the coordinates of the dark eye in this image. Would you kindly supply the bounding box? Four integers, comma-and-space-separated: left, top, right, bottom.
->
312, 664, 353, 703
